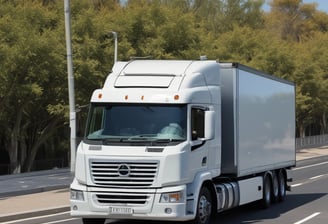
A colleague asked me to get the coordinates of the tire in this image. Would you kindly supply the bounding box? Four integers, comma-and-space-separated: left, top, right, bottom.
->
261, 174, 272, 209
82, 218, 106, 224
272, 171, 279, 203
278, 169, 287, 202
193, 186, 213, 224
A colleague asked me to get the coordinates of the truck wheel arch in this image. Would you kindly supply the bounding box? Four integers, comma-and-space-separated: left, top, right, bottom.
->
188, 172, 217, 219
203, 180, 218, 216
191, 181, 217, 224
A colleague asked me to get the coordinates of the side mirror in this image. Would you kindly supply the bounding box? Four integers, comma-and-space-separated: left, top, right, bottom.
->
204, 111, 215, 140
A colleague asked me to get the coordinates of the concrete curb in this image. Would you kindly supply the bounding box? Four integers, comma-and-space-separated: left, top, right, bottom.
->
0, 184, 70, 198
0, 206, 70, 223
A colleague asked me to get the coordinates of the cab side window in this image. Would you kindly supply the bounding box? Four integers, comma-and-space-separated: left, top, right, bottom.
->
191, 108, 205, 140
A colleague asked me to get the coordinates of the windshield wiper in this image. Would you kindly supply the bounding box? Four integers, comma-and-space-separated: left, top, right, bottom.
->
150, 138, 184, 145
93, 136, 185, 146
128, 134, 157, 139
153, 138, 172, 143
102, 138, 126, 145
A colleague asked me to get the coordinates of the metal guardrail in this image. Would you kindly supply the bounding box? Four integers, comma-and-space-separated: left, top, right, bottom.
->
0, 163, 18, 175
0, 159, 66, 175
296, 134, 328, 149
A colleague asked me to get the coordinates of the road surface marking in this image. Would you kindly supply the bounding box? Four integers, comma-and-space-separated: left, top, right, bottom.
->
294, 161, 328, 170
309, 174, 325, 180
292, 173, 327, 188
294, 212, 321, 224
42, 218, 79, 224
2, 211, 70, 224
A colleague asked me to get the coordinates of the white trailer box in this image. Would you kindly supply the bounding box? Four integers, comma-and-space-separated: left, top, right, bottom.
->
220, 63, 295, 177
71, 60, 296, 224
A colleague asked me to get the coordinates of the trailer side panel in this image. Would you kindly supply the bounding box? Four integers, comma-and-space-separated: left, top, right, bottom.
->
221, 64, 295, 177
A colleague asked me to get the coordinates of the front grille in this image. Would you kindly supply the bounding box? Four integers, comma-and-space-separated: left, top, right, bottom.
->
90, 160, 159, 188
95, 192, 150, 205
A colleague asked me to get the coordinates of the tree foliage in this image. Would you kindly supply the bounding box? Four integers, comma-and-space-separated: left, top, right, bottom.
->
0, 0, 327, 173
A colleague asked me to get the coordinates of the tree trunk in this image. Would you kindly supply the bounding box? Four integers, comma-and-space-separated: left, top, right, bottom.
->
322, 112, 327, 134
299, 123, 305, 138
22, 118, 60, 172
7, 107, 24, 174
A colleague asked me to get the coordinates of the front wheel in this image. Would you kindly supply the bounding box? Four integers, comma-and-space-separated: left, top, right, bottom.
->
193, 186, 213, 224
82, 218, 105, 224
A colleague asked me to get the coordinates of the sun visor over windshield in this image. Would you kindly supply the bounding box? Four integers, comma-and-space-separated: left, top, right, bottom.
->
114, 75, 174, 88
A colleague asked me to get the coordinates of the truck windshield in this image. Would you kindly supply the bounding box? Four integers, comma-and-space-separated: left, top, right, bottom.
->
85, 103, 187, 146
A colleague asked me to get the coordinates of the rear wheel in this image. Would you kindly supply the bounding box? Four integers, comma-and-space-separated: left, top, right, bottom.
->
193, 186, 213, 224
82, 218, 105, 224
272, 171, 279, 203
278, 169, 287, 202
261, 174, 272, 209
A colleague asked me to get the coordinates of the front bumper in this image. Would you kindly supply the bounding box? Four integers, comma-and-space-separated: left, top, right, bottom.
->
70, 180, 194, 221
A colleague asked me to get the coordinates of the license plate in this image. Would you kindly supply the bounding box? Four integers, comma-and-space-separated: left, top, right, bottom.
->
109, 207, 133, 215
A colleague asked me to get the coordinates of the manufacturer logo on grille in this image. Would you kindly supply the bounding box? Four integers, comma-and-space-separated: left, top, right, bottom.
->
118, 164, 130, 176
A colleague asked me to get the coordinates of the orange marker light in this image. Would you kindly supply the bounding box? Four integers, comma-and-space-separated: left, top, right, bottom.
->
141, 95, 144, 100
174, 95, 179, 100
125, 95, 128, 100
98, 93, 102, 99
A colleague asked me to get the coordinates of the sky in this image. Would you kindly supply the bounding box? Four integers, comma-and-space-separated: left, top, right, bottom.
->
263, 0, 328, 13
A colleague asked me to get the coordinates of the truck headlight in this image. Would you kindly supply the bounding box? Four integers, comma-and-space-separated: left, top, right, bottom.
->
71, 189, 84, 201
160, 191, 183, 203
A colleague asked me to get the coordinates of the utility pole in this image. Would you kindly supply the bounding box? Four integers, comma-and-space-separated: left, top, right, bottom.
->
111, 31, 118, 63
64, 0, 76, 173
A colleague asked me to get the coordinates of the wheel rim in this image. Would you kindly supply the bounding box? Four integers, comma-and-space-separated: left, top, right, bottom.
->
273, 174, 279, 198
265, 179, 271, 202
198, 195, 212, 224
280, 179, 285, 196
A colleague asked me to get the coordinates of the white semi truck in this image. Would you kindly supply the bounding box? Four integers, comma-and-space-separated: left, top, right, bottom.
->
70, 60, 296, 224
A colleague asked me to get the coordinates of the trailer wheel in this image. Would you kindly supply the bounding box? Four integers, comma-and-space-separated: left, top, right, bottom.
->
278, 169, 287, 202
193, 186, 212, 224
272, 171, 279, 203
261, 174, 272, 209
82, 218, 105, 224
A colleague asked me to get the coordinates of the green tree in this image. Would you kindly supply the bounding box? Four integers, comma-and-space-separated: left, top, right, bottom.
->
0, 0, 67, 172
266, 0, 328, 42
191, 0, 264, 35
293, 32, 328, 135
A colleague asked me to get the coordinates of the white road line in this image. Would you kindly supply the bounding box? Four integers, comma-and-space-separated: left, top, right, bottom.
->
293, 161, 328, 170
309, 174, 325, 180
294, 212, 321, 224
42, 218, 79, 224
291, 183, 303, 187
1, 211, 70, 224
292, 174, 326, 187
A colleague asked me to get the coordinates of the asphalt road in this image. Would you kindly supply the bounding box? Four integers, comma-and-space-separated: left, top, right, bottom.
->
0, 168, 72, 197
4, 160, 328, 224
